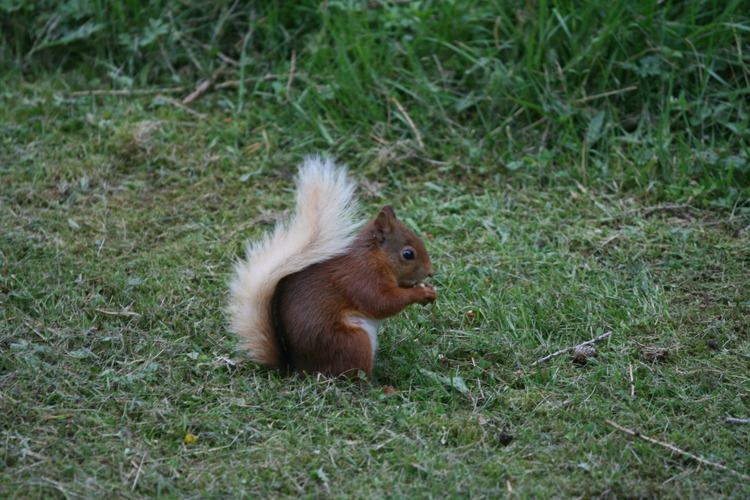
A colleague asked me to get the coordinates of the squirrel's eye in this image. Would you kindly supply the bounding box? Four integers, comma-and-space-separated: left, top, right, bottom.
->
402, 249, 415, 260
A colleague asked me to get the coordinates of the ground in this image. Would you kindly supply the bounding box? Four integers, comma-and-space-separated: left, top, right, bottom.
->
2, 1, 749, 498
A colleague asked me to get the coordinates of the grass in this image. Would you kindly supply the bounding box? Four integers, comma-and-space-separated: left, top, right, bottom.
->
2, 0, 750, 498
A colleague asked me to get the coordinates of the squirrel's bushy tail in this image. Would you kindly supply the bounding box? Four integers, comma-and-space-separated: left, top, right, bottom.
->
228, 157, 360, 367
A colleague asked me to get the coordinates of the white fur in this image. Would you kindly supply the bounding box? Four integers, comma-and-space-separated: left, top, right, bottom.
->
227, 157, 361, 365
346, 315, 383, 360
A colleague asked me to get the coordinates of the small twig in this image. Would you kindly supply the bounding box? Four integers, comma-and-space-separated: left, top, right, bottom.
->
725, 417, 750, 425
155, 95, 210, 121
370, 134, 390, 145
131, 453, 147, 491
242, 142, 265, 157
573, 85, 638, 104
183, 63, 227, 104
70, 87, 186, 97
412, 155, 449, 165
182, 80, 213, 105
391, 96, 425, 149
530, 331, 612, 367
728, 350, 750, 360
216, 51, 240, 66
605, 419, 750, 481
629, 363, 635, 398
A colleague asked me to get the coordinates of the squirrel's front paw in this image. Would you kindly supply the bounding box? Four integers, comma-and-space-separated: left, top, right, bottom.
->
417, 283, 437, 304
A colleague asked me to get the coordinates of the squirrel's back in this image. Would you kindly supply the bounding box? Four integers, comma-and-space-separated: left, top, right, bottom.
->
227, 157, 360, 367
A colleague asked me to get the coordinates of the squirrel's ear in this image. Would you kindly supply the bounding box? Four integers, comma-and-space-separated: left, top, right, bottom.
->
372, 206, 395, 243
380, 205, 396, 218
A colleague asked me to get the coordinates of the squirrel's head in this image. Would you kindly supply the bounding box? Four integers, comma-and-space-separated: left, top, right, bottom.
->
369, 205, 435, 288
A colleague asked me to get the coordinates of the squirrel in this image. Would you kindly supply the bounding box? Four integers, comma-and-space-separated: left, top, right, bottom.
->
228, 156, 437, 379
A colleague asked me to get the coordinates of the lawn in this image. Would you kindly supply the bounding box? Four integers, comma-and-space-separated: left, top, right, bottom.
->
2, 1, 749, 498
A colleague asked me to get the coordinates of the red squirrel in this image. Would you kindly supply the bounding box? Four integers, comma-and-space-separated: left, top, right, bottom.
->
228, 157, 437, 379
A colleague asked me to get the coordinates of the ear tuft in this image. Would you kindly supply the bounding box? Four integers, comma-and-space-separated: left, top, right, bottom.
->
372, 206, 395, 243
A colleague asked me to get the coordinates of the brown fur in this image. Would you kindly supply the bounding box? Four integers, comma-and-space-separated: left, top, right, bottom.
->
271, 205, 436, 378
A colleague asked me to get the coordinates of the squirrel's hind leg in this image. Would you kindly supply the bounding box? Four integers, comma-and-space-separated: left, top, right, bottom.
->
295, 326, 374, 379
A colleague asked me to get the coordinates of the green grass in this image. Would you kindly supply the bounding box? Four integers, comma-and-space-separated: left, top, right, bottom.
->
2, 1, 750, 498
